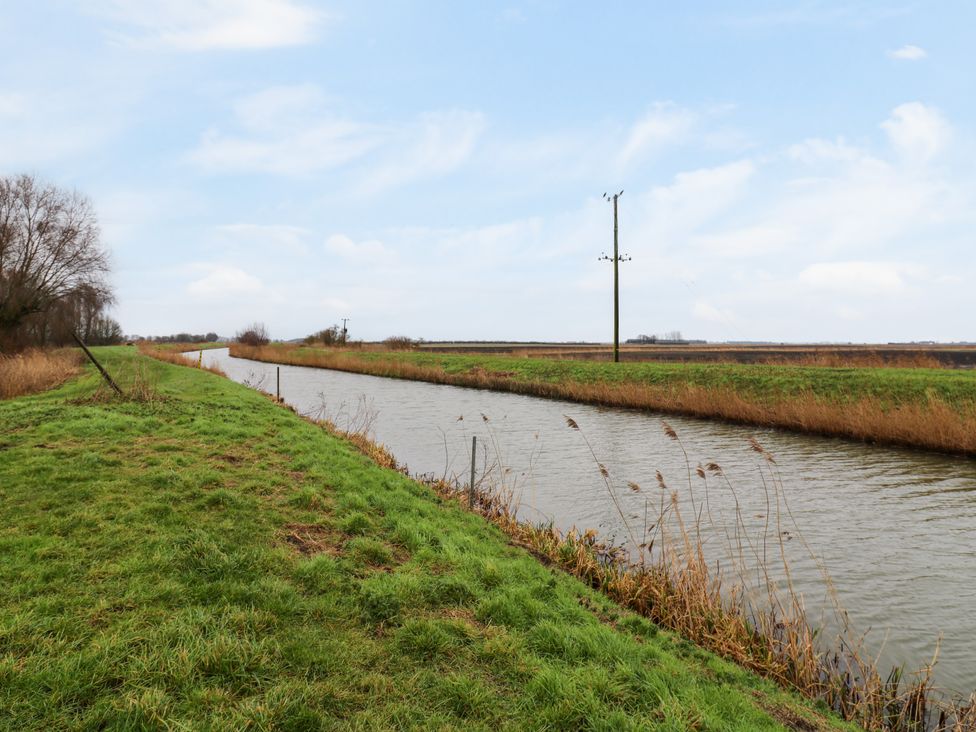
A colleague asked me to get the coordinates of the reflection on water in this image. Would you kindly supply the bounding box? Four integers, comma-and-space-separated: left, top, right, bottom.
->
197, 349, 976, 694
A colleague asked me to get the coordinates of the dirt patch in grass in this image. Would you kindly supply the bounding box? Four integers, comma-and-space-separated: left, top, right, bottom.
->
753, 692, 831, 732
280, 522, 341, 556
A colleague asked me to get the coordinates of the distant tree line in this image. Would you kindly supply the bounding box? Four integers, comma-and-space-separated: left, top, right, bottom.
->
0, 174, 120, 352
141, 332, 220, 344
627, 331, 707, 345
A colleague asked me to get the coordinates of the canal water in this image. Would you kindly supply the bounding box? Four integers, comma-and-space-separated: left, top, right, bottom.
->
194, 348, 975, 694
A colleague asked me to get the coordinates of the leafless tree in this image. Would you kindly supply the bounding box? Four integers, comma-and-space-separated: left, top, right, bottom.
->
236, 322, 270, 346
0, 174, 112, 351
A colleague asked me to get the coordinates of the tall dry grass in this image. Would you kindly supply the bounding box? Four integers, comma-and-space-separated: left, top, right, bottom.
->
504, 347, 950, 368
230, 345, 976, 455
0, 348, 83, 399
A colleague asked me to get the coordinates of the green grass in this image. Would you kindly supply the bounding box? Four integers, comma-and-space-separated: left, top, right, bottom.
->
0, 348, 852, 730
336, 350, 976, 409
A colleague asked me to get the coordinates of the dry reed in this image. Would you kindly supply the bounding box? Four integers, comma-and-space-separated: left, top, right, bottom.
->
506, 347, 952, 369
0, 348, 83, 399
230, 345, 976, 455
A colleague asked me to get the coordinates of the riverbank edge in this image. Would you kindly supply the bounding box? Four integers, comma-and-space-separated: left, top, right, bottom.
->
230, 344, 976, 457
172, 345, 969, 730
0, 348, 853, 730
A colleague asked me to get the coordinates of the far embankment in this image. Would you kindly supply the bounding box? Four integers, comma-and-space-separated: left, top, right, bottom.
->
415, 342, 976, 368
230, 344, 976, 456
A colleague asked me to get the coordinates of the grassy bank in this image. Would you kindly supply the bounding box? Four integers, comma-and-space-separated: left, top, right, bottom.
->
231, 345, 976, 455
0, 348, 850, 730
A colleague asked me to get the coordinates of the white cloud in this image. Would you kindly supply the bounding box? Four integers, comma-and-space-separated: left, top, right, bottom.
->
186, 265, 264, 298
187, 85, 383, 174
91, 0, 325, 51
693, 300, 737, 324
888, 44, 927, 61
324, 234, 392, 264
797, 261, 911, 295
787, 137, 863, 164
694, 225, 790, 258
881, 102, 950, 162
189, 120, 381, 174
215, 224, 311, 254
618, 103, 696, 166
187, 86, 483, 182
638, 159, 756, 237
358, 110, 486, 194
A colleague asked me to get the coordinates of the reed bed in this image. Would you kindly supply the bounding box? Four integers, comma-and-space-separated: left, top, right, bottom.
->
507, 347, 949, 369
313, 407, 975, 731
0, 348, 82, 399
230, 345, 976, 455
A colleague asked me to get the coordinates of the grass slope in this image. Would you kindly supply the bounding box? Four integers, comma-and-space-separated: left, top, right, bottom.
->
0, 349, 851, 731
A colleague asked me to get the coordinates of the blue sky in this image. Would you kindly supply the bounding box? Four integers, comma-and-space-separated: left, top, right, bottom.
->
2, 1, 973, 342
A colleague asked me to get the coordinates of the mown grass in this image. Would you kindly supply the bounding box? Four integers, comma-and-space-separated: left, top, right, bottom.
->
0, 348, 851, 730
232, 345, 976, 455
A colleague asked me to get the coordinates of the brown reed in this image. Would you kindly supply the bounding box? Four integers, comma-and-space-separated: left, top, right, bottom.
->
0, 348, 83, 399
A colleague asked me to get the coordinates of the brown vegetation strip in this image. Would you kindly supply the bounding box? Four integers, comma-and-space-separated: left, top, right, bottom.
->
231, 345, 976, 456
0, 349, 83, 400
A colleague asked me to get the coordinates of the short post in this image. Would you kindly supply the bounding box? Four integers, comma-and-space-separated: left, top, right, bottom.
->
276, 367, 280, 402
468, 435, 477, 508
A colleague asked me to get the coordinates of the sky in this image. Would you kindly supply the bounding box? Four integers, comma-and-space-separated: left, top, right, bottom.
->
1, 1, 973, 343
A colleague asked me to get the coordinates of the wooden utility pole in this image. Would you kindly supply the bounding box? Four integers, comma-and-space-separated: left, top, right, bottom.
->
599, 191, 630, 363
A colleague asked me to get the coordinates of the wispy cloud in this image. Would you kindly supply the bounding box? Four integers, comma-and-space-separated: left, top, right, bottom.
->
186, 264, 265, 299
618, 103, 696, 167
187, 85, 484, 186
324, 234, 393, 264
798, 261, 914, 294
214, 224, 311, 254
187, 85, 383, 174
887, 44, 927, 60
89, 0, 326, 51
356, 110, 486, 194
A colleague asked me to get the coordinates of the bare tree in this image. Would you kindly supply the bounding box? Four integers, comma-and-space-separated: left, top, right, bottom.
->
0, 174, 111, 350
235, 322, 270, 346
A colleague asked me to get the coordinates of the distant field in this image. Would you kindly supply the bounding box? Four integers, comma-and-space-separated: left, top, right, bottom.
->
416, 342, 976, 368
233, 344, 976, 455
